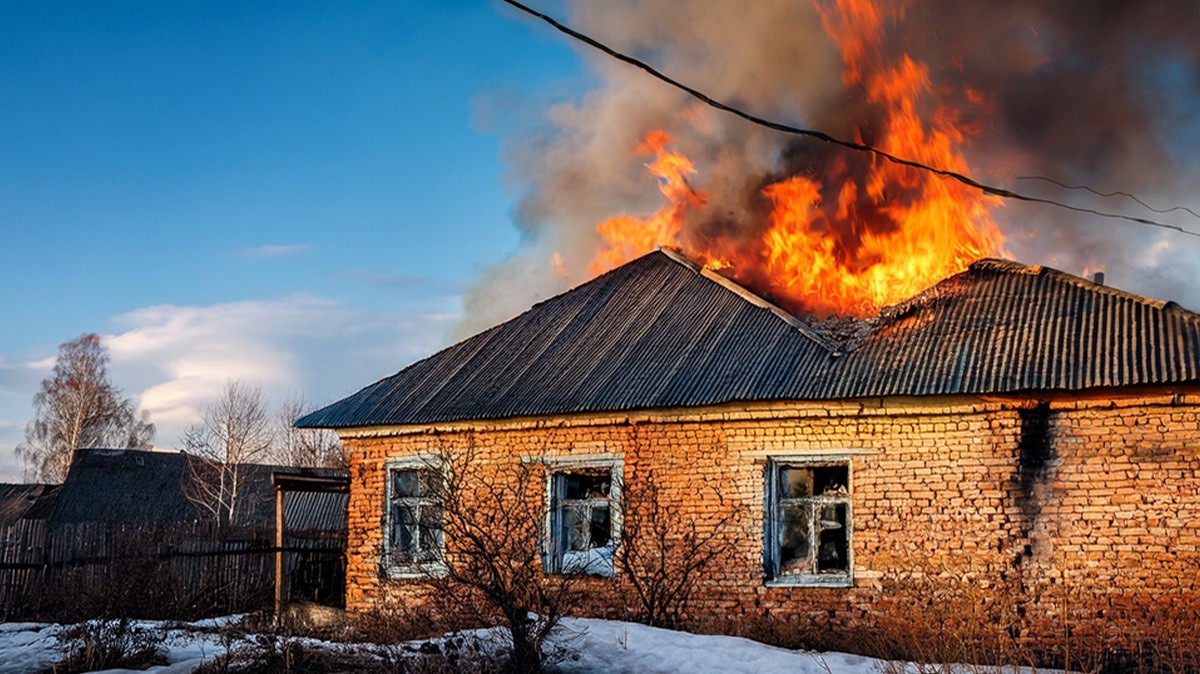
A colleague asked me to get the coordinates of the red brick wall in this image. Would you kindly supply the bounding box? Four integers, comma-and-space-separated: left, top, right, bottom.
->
339, 390, 1200, 638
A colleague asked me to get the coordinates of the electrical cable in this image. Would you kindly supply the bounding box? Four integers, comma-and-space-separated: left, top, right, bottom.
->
1015, 175, 1200, 221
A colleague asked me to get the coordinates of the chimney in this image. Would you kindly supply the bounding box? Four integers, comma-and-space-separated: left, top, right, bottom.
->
1092, 271, 1105, 286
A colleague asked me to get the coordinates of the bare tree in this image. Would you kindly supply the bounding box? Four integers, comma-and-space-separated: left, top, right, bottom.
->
181, 381, 274, 526
410, 442, 582, 673
16, 333, 155, 482
272, 395, 345, 469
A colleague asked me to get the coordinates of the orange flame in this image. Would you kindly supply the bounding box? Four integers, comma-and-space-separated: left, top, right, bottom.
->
588, 0, 1005, 317
591, 131, 707, 276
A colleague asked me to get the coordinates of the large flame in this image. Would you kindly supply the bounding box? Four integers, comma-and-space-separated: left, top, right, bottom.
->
587, 0, 1005, 317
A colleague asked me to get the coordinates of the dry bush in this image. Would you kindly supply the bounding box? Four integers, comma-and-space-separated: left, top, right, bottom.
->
864, 566, 1034, 674
42, 618, 166, 674
704, 610, 868, 654
194, 635, 377, 674
403, 441, 583, 673
616, 460, 747, 629
375, 633, 511, 674
351, 592, 479, 645
1028, 569, 1200, 674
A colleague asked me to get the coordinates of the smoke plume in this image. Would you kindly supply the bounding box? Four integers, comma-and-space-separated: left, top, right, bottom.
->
461, 0, 1200, 335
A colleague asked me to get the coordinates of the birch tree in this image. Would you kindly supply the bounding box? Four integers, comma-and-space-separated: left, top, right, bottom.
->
272, 395, 345, 469
181, 381, 274, 526
15, 333, 155, 482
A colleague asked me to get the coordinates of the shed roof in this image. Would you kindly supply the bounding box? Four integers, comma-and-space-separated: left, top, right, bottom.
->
48, 448, 347, 533
297, 249, 1200, 429
0, 483, 61, 526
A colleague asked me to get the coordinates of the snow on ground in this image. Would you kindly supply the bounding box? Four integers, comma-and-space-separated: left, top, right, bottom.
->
0, 615, 1051, 674
0, 623, 62, 674
552, 617, 878, 673
0, 619, 230, 674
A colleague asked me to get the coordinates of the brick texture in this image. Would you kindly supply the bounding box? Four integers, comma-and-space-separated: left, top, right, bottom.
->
339, 389, 1200, 639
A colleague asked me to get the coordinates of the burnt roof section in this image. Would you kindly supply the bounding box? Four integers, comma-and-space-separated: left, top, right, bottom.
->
827, 259, 1200, 397
297, 250, 1200, 429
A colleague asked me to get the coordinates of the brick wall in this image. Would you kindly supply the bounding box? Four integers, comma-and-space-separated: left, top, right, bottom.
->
339, 390, 1200, 640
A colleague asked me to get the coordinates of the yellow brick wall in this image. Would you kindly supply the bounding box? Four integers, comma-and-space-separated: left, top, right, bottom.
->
339, 391, 1200, 637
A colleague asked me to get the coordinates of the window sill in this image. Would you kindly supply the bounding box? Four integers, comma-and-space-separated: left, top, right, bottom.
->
765, 574, 853, 589
548, 567, 615, 579
384, 561, 448, 580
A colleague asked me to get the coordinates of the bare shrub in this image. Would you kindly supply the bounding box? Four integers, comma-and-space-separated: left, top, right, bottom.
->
1029, 568, 1200, 674
193, 633, 380, 674
616, 463, 745, 628
375, 633, 510, 674
410, 441, 582, 673
43, 618, 166, 674
351, 592, 472, 645
865, 565, 1034, 674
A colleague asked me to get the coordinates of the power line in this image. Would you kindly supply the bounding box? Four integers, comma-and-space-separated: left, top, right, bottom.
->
1016, 175, 1200, 221
500, 0, 1200, 240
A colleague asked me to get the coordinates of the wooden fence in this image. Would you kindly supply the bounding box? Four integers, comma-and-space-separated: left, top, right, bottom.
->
0, 519, 345, 621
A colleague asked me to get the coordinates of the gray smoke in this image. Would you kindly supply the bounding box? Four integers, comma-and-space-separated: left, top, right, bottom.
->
460, 0, 1200, 335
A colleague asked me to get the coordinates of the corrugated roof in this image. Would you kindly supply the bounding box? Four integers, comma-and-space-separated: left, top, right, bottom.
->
285, 490, 349, 534
297, 250, 1200, 429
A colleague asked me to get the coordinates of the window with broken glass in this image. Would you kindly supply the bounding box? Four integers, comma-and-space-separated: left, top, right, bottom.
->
764, 460, 851, 586
546, 466, 619, 577
384, 463, 444, 576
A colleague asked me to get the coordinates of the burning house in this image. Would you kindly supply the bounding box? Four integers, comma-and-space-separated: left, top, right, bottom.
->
298, 247, 1200, 640
296, 0, 1200, 650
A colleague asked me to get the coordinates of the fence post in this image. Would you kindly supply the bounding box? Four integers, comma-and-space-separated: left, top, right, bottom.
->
274, 484, 285, 622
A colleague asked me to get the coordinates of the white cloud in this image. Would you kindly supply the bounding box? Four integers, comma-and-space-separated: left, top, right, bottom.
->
104, 294, 458, 448
0, 292, 460, 479
229, 244, 313, 259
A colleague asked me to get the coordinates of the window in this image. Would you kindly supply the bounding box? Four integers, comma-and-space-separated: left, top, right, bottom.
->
384, 460, 444, 577
764, 459, 851, 586
545, 462, 621, 576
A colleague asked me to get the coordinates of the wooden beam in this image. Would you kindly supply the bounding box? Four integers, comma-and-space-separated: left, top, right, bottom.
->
274, 484, 284, 621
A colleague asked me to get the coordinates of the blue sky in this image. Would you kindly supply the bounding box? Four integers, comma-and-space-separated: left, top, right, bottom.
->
0, 1, 583, 479
4, 1, 1200, 482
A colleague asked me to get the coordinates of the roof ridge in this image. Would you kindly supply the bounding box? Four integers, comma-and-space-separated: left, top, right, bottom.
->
970, 257, 1200, 317
655, 247, 841, 353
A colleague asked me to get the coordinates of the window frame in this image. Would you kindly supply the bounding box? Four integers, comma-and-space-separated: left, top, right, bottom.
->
541, 456, 623, 577
763, 455, 854, 588
382, 456, 447, 579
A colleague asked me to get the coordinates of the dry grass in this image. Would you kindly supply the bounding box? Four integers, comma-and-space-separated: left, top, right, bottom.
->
41, 618, 167, 674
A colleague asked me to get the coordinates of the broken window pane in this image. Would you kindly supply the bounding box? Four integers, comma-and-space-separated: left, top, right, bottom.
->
771, 461, 851, 582
590, 503, 611, 547
391, 503, 416, 559
563, 504, 590, 551
817, 503, 848, 572
564, 471, 610, 499
780, 467, 812, 498
780, 504, 812, 572
813, 465, 848, 496
393, 470, 420, 498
